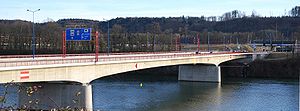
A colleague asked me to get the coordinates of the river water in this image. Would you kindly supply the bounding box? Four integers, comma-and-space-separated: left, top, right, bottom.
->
0, 74, 299, 111
91, 73, 299, 111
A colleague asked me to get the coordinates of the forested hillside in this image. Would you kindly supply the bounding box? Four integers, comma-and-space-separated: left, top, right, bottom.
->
0, 6, 299, 54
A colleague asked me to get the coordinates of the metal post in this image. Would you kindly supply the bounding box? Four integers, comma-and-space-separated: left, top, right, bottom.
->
175, 36, 177, 51
27, 9, 40, 59
179, 35, 181, 51
223, 36, 226, 51
62, 31, 66, 58
62, 31, 64, 57
95, 31, 99, 62
153, 34, 156, 52
175, 35, 179, 51
197, 33, 200, 52
107, 20, 110, 55
32, 12, 35, 59
176, 35, 181, 51
207, 32, 210, 52
170, 33, 173, 51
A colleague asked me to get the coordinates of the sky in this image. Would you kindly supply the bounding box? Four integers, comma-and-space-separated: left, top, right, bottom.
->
0, 0, 298, 22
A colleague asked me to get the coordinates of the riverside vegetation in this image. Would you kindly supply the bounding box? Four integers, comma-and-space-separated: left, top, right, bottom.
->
0, 6, 299, 54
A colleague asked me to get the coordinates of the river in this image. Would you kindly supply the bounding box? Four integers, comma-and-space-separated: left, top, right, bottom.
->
0, 73, 299, 111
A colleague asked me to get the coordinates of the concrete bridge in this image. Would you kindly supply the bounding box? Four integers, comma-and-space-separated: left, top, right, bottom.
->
0, 52, 267, 110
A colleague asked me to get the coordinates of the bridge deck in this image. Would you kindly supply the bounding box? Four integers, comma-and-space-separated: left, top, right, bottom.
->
0, 51, 261, 84
0, 52, 242, 69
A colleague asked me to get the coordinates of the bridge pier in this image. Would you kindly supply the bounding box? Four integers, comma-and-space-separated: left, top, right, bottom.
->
252, 53, 268, 60
18, 82, 93, 110
178, 64, 221, 82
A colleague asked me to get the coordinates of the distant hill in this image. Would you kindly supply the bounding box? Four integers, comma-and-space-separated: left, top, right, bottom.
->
99, 16, 300, 33
0, 10, 300, 54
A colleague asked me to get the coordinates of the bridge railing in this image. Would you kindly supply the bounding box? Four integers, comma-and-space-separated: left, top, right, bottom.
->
99, 52, 242, 62
0, 58, 95, 67
0, 52, 244, 68
0, 52, 180, 59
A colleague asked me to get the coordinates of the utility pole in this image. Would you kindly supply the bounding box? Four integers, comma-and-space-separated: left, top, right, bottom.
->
197, 33, 200, 52
223, 36, 226, 51
103, 18, 110, 55
237, 37, 240, 51
153, 34, 156, 52
107, 20, 110, 55
170, 33, 173, 51
147, 32, 149, 51
275, 22, 278, 39
229, 36, 232, 44
207, 32, 210, 52
27, 9, 40, 59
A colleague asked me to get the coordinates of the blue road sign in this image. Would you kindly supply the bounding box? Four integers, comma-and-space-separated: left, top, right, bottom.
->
66, 28, 92, 41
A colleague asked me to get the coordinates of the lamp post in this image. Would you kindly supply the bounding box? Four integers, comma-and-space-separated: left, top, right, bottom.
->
103, 18, 110, 55
207, 32, 210, 52
27, 9, 40, 59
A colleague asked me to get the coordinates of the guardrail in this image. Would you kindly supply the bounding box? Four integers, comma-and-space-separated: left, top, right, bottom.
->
0, 52, 181, 59
0, 52, 246, 68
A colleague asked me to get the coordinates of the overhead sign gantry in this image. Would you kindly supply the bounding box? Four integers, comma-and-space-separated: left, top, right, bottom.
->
66, 28, 92, 41
63, 28, 99, 62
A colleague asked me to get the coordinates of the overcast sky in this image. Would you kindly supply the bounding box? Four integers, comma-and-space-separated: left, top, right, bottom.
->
0, 0, 298, 22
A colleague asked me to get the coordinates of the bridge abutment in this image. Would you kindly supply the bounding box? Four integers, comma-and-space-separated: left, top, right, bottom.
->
178, 64, 221, 82
18, 83, 93, 110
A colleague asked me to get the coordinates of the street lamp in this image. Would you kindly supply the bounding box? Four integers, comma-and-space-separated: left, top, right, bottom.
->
103, 18, 110, 55
27, 9, 40, 59
207, 32, 210, 52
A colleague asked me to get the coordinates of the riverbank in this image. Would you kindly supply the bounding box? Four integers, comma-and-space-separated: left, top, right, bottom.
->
246, 56, 300, 78
222, 53, 300, 79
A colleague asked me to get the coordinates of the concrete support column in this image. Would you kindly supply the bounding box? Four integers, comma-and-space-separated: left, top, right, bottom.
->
252, 54, 257, 61
253, 53, 268, 61
178, 64, 221, 82
84, 84, 93, 111
18, 83, 93, 110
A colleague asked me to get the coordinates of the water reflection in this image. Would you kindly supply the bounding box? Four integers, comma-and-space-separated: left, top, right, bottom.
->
0, 85, 18, 108
92, 81, 224, 111
0, 77, 298, 111
92, 79, 298, 111
161, 82, 223, 111
92, 81, 181, 111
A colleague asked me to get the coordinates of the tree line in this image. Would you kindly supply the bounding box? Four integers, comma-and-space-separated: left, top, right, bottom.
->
0, 6, 300, 54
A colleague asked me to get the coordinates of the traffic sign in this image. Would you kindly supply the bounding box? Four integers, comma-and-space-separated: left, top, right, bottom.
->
66, 28, 92, 41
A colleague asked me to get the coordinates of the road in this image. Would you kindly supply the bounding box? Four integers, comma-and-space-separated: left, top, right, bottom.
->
0, 51, 242, 68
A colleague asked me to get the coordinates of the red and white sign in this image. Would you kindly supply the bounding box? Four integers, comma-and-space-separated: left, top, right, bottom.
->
20, 70, 29, 79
